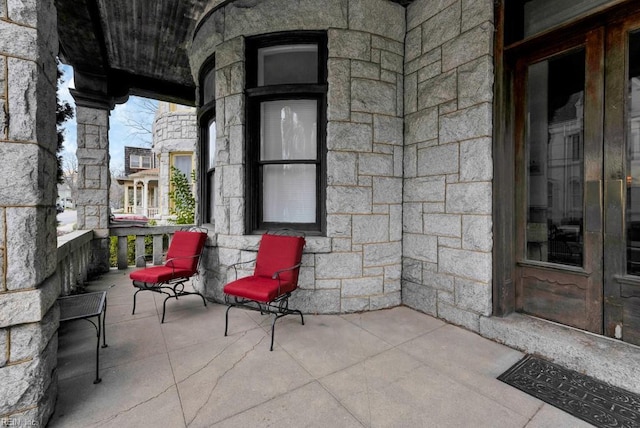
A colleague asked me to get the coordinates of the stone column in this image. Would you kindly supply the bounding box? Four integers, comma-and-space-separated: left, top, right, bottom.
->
0, 0, 60, 425
158, 152, 171, 217
133, 180, 139, 211
143, 179, 149, 215
71, 94, 113, 275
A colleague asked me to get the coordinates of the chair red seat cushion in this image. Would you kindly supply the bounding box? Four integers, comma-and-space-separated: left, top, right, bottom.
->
130, 266, 195, 284
129, 231, 207, 286
223, 276, 291, 303
224, 233, 305, 303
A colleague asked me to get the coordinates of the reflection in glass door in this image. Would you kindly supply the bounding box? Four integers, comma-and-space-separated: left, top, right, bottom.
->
526, 50, 585, 267
515, 29, 604, 334
511, 3, 640, 343
626, 31, 640, 275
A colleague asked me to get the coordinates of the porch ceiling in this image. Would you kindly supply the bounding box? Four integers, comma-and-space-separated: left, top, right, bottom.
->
55, 0, 414, 106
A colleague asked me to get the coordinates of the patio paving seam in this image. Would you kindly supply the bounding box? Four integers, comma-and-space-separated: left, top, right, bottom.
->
88, 384, 179, 427
341, 314, 450, 348
160, 313, 189, 427
209, 379, 331, 426
173, 331, 249, 386
186, 334, 270, 426
314, 357, 381, 427
397, 350, 536, 420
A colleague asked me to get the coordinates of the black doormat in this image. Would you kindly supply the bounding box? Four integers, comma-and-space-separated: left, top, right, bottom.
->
498, 355, 640, 427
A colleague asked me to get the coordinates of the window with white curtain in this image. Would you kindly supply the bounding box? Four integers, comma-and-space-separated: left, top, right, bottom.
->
246, 32, 327, 233
172, 154, 193, 182
206, 119, 216, 223
198, 58, 216, 224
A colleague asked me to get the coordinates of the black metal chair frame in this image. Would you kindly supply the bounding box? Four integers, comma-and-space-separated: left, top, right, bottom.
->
131, 227, 208, 323
224, 230, 305, 351
224, 261, 304, 351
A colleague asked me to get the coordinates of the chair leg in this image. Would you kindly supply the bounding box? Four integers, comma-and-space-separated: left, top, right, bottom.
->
161, 296, 171, 323
101, 298, 108, 348
224, 305, 233, 336
132, 288, 142, 315
270, 314, 278, 351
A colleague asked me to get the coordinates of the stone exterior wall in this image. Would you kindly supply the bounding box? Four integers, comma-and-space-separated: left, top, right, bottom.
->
152, 103, 197, 218
191, 0, 406, 312
75, 105, 111, 274
402, 0, 494, 332
0, 0, 61, 424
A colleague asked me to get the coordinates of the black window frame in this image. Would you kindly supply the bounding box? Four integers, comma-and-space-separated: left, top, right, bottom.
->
198, 57, 216, 225
245, 31, 328, 234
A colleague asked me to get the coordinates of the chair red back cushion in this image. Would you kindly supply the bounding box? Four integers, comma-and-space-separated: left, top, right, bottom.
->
254, 234, 305, 292
165, 231, 207, 273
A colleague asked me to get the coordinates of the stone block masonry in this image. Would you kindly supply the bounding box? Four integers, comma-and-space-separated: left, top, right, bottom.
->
74, 105, 111, 273
191, 0, 406, 313
402, 0, 494, 331
0, 0, 61, 424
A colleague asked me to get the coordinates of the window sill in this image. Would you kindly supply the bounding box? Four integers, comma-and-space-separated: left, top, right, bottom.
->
215, 233, 331, 253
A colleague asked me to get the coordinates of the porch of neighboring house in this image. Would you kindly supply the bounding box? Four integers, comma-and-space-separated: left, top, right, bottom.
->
117, 169, 160, 219
48, 268, 591, 428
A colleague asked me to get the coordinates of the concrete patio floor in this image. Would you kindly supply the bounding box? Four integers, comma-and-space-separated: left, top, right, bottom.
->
48, 269, 591, 427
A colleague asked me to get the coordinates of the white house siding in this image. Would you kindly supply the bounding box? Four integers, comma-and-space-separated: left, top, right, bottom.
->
190, 0, 406, 313
402, 0, 494, 332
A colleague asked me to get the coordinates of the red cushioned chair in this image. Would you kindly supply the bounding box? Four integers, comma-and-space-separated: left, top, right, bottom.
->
224, 231, 306, 351
130, 228, 208, 323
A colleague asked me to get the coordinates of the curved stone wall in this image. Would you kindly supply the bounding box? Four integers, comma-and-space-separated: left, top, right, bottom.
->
191, 0, 405, 313
152, 104, 197, 218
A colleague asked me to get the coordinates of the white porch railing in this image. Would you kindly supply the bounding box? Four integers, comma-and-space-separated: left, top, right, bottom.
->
56, 226, 194, 299
125, 206, 160, 217
109, 225, 187, 269
57, 230, 93, 296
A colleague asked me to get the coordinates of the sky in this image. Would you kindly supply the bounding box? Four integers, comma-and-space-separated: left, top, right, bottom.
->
58, 64, 158, 174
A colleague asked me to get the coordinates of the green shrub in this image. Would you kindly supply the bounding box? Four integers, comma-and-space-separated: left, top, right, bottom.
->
109, 234, 159, 267
169, 166, 196, 224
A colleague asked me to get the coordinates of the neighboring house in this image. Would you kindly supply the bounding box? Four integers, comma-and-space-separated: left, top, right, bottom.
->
115, 103, 196, 221
116, 146, 159, 217
6, 1, 640, 424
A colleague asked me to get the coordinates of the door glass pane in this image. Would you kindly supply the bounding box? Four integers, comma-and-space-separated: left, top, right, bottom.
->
626, 30, 640, 275
258, 44, 318, 86
260, 100, 317, 161
526, 49, 585, 267
263, 164, 316, 223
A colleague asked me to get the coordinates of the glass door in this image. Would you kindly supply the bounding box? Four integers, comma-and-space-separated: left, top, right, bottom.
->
515, 29, 605, 333
603, 17, 640, 344
507, 0, 640, 344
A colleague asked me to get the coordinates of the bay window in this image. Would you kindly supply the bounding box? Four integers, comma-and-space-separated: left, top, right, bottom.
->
198, 58, 216, 224
246, 32, 327, 233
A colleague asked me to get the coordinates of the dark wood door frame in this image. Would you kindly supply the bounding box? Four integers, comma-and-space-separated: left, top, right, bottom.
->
493, 1, 640, 343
